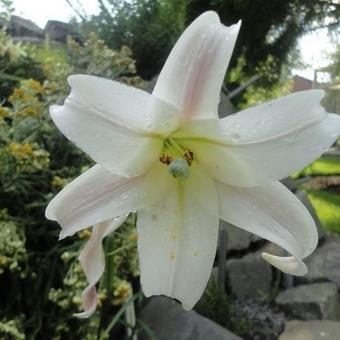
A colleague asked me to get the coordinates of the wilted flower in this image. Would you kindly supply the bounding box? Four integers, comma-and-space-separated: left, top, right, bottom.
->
46, 11, 340, 317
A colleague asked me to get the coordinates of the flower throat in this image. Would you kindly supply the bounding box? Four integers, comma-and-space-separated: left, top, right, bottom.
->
160, 138, 194, 179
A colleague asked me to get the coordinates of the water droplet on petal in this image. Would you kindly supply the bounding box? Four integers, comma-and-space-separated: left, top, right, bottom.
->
120, 193, 129, 200
230, 133, 241, 141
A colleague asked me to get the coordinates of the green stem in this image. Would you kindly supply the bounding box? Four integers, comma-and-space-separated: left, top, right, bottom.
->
99, 292, 142, 340
107, 243, 134, 256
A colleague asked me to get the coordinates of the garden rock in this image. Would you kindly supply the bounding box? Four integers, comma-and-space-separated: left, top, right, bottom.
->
226, 251, 272, 300
232, 299, 285, 340
300, 238, 340, 288
279, 320, 340, 340
139, 296, 244, 340
225, 223, 251, 252
276, 282, 340, 320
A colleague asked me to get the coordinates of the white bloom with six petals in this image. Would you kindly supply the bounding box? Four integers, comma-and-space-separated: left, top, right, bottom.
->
46, 11, 340, 317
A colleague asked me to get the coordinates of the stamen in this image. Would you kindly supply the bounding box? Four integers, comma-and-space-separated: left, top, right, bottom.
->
183, 150, 194, 166
160, 154, 173, 165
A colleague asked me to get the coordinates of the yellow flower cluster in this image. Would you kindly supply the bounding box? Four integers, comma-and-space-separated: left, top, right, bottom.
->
25, 79, 44, 94
8, 80, 47, 118
0, 106, 9, 118
7, 142, 50, 170
8, 88, 28, 103
128, 232, 138, 242
0, 220, 26, 275
112, 280, 132, 305
77, 228, 92, 240
0, 256, 8, 266
8, 142, 33, 159
51, 176, 66, 188
20, 106, 41, 118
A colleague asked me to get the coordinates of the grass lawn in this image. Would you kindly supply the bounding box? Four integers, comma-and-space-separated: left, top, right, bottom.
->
31, 43, 68, 65
294, 157, 340, 177
293, 156, 340, 234
308, 190, 340, 234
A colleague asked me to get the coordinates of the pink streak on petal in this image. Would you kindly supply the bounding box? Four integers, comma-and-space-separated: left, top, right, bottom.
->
153, 10, 241, 121
181, 24, 222, 120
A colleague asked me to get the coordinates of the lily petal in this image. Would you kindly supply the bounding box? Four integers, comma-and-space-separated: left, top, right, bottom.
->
176, 91, 340, 185
137, 165, 219, 309
75, 216, 127, 318
50, 75, 179, 176
261, 253, 307, 276
153, 11, 240, 121
217, 180, 318, 275
46, 163, 171, 239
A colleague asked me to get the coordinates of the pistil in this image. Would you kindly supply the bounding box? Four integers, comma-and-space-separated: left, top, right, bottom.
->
168, 158, 190, 179
160, 138, 194, 179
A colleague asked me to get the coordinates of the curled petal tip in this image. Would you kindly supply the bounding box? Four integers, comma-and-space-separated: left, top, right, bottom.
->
66, 74, 74, 85
73, 286, 97, 319
142, 291, 152, 298
261, 252, 308, 276
49, 104, 60, 116
181, 300, 194, 311
235, 19, 242, 28
58, 230, 70, 241
76, 219, 126, 317
58, 234, 65, 241
45, 200, 57, 221
230, 19, 242, 37
198, 10, 220, 22
67, 74, 84, 86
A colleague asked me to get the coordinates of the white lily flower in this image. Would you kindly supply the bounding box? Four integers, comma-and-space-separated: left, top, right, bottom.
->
46, 11, 340, 316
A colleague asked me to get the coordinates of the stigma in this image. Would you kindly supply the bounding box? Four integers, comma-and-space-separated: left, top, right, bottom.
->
168, 158, 190, 179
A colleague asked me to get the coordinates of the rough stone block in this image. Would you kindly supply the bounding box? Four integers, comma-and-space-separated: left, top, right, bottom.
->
139, 296, 244, 340
226, 251, 272, 300
276, 282, 340, 320
279, 320, 340, 340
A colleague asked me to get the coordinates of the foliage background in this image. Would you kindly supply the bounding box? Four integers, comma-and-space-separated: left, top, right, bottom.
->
0, 31, 148, 339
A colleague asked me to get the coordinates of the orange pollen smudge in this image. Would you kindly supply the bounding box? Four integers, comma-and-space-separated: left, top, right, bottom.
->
159, 149, 194, 166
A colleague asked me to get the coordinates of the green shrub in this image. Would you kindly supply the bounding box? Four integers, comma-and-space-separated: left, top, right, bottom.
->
0, 30, 45, 101
0, 30, 144, 339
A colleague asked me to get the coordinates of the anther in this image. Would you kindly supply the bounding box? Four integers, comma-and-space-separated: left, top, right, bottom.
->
160, 154, 173, 165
